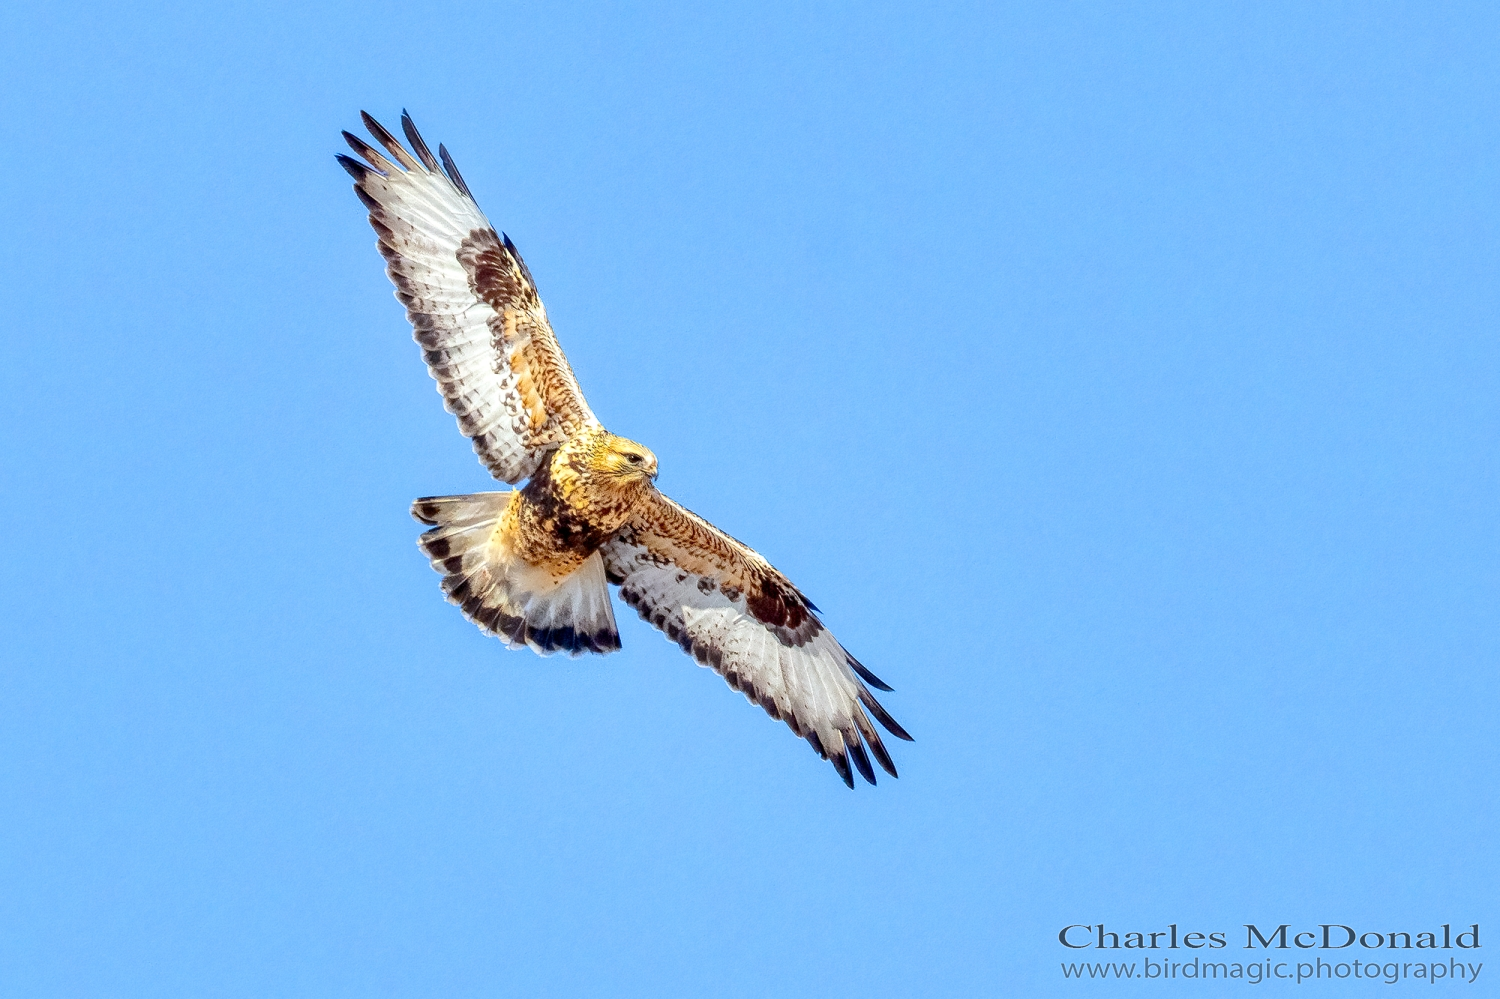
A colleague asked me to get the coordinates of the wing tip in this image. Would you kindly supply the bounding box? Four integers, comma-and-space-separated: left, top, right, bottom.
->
438, 142, 475, 200
340, 130, 392, 175
829, 749, 855, 789
847, 736, 877, 785
335, 153, 371, 181
859, 688, 913, 742
401, 109, 442, 171
807, 731, 860, 788
359, 111, 420, 172
847, 652, 894, 691
855, 708, 899, 778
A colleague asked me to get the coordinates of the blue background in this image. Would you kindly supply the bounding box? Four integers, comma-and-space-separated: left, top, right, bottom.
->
2, 2, 1494, 995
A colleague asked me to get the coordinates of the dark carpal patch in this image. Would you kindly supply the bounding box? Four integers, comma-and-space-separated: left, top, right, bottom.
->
457, 229, 540, 313
746, 578, 808, 631
744, 578, 824, 647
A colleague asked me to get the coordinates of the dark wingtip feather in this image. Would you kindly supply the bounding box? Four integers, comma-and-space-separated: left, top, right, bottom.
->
854, 708, 898, 778
335, 153, 371, 181
848, 737, 877, 785
401, 110, 441, 171
830, 750, 855, 789
868, 737, 898, 778
847, 653, 894, 691
438, 143, 474, 199
859, 689, 913, 741
341, 131, 390, 174
360, 111, 418, 171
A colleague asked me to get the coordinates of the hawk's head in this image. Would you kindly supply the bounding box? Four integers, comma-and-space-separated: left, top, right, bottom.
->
594, 435, 658, 486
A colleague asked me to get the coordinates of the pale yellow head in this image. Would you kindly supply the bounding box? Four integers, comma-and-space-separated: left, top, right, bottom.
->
592, 434, 658, 486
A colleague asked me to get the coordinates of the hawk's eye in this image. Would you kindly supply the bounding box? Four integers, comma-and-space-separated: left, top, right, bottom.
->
625, 453, 641, 464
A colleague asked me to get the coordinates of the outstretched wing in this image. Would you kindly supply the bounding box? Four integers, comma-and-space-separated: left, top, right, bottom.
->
338, 111, 596, 484
601, 490, 912, 787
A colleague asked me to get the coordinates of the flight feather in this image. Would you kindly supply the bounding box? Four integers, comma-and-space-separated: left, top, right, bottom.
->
338, 111, 595, 483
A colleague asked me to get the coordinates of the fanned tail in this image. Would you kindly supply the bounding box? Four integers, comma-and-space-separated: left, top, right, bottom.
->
412, 493, 621, 656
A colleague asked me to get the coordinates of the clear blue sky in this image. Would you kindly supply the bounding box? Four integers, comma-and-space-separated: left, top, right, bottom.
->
2, 2, 1495, 996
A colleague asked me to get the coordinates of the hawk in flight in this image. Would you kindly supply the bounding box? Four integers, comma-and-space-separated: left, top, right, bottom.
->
338, 112, 911, 786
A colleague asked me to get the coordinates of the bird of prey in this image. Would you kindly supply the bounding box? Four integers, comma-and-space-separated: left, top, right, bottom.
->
337, 111, 911, 786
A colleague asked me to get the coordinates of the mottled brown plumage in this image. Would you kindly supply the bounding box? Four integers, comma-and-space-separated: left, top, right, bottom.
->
506, 427, 657, 579
340, 111, 911, 786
